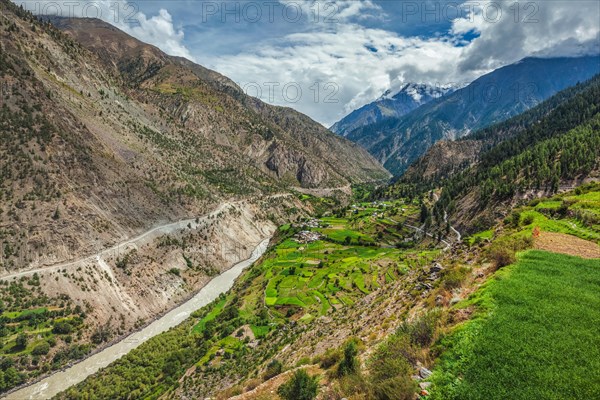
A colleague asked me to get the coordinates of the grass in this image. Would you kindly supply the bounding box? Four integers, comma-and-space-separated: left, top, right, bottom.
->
192, 298, 226, 333
431, 250, 600, 400
524, 183, 600, 242
466, 229, 494, 245
519, 209, 600, 241
53, 198, 445, 399
219, 200, 438, 328
255, 234, 437, 320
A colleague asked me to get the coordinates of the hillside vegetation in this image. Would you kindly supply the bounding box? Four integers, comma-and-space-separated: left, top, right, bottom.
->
55, 196, 450, 399
0, 1, 389, 391
52, 183, 600, 400
385, 75, 600, 233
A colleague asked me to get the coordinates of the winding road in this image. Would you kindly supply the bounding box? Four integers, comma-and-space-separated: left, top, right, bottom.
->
0, 203, 229, 281
389, 192, 462, 251
1, 193, 293, 281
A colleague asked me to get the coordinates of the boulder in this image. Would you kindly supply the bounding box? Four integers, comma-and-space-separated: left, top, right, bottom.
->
430, 263, 443, 272
419, 367, 433, 378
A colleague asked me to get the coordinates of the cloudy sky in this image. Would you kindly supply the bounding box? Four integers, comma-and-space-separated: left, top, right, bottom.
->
19, 0, 600, 126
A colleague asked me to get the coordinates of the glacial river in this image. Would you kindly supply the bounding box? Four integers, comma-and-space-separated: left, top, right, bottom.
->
3, 238, 271, 400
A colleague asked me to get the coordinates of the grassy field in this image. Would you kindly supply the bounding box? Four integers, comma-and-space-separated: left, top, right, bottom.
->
256, 236, 437, 322
524, 183, 600, 242
431, 250, 600, 400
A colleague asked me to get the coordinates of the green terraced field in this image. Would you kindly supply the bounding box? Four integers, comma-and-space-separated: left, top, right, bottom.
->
237, 201, 440, 326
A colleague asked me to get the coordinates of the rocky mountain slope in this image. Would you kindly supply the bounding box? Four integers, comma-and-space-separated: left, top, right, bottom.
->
402, 76, 600, 185
330, 83, 455, 136
347, 56, 600, 175
0, 4, 388, 275
50, 16, 389, 187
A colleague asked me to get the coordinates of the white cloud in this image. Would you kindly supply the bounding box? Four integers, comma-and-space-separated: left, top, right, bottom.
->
209, 0, 599, 126
19, 0, 194, 60
207, 5, 471, 126
19, 0, 600, 126
452, 0, 600, 72
123, 8, 193, 60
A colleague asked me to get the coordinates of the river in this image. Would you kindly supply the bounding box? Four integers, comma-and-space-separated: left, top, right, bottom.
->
3, 238, 271, 400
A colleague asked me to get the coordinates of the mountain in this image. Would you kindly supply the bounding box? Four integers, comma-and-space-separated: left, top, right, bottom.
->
0, 7, 389, 274
0, 1, 388, 390
388, 74, 600, 232
48, 16, 389, 187
347, 56, 600, 175
402, 75, 600, 185
330, 83, 454, 136
47, 73, 600, 400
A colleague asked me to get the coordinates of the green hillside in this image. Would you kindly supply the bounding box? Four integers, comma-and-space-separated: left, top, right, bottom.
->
430, 250, 600, 400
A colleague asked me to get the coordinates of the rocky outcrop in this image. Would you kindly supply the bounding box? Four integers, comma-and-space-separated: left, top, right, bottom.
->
266, 144, 327, 187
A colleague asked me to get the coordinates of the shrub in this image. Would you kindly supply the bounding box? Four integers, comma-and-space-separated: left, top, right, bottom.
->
245, 378, 262, 392
277, 369, 318, 400
319, 349, 341, 370
32, 341, 50, 356
488, 235, 532, 271
508, 211, 521, 228
263, 359, 283, 380
398, 311, 440, 347
52, 321, 72, 334
522, 214, 535, 226
337, 340, 359, 377
489, 247, 516, 270
368, 334, 416, 400
15, 333, 27, 349
442, 266, 469, 290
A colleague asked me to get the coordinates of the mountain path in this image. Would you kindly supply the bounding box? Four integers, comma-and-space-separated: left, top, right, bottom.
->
0, 194, 292, 281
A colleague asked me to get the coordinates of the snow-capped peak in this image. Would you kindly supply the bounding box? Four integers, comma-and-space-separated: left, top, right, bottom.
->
382, 82, 457, 104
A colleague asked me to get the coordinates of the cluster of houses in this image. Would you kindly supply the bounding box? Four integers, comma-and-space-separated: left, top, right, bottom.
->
291, 219, 324, 243
294, 230, 324, 244
296, 218, 321, 229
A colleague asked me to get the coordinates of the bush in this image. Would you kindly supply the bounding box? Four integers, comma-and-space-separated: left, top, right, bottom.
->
442, 266, 469, 290
245, 378, 262, 392
32, 341, 50, 356
52, 321, 72, 334
488, 235, 532, 271
508, 211, 521, 228
15, 333, 27, 349
489, 247, 516, 270
398, 311, 439, 347
263, 359, 283, 380
522, 214, 535, 226
319, 349, 341, 370
277, 369, 318, 400
368, 334, 416, 400
337, 340, 359, 377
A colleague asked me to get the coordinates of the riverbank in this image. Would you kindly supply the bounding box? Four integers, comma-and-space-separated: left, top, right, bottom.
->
2, 238, 271, 400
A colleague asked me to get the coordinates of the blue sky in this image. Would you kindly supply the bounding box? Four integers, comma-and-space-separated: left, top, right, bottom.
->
19, 0, 600, 126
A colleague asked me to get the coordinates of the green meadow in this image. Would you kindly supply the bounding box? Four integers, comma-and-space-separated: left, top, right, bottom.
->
431, 250, 600, 400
